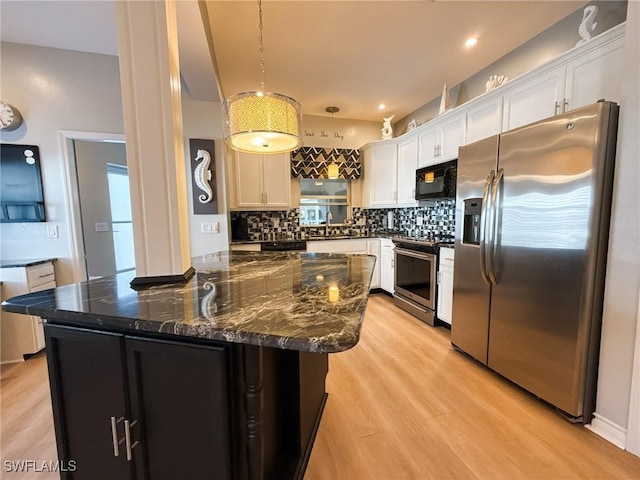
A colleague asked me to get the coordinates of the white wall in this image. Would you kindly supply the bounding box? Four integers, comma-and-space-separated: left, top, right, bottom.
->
299, 113, 381, 149
181, 93, 229, 256
592, 0, 640, 450
0, 41, 235, 283
0, 42, 125, 286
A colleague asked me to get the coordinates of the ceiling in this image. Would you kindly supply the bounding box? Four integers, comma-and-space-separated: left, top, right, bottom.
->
1, 1, 587, 122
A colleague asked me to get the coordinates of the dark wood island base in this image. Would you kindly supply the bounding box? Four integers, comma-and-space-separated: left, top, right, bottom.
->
45, 324, 328, 480
3, 251, 374, 480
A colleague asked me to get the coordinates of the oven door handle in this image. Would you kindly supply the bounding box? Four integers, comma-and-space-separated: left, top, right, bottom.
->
479, 170, 495, 284
394, 247, 435, 261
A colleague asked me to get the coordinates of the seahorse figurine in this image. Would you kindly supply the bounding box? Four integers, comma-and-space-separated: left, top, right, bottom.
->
576, 5, 598, 47
381, 115, 394, 140
194, 149, 213, 203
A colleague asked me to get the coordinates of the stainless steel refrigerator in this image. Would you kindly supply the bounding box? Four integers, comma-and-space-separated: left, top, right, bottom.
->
451, 101, 619, 423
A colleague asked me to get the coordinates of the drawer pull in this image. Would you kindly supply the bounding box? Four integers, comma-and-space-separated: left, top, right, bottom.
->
38, 273, 55, 279
124, 419, 139, 461
110, 416, 124, 457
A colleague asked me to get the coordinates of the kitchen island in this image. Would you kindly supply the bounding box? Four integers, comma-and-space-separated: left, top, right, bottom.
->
1, 251, 375, 480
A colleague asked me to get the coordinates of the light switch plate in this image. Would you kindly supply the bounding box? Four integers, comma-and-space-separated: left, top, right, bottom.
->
95, 222, 110, 232
201, 222, 219, 234
47, 224, 59, 238
416, 216, 424, 226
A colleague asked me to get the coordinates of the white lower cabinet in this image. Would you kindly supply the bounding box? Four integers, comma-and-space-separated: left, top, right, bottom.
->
367, 239, 381, 289
0, 261, 56, 363
437, 248, 454, 325
380, 238, 395, 294
306, 239, 368, 254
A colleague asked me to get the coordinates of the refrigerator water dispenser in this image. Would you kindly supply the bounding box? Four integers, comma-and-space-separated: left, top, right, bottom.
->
463, 198, 482, 245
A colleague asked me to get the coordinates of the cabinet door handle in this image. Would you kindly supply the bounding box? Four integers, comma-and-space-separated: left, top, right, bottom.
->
555, 101, 561, 115
265, 193, 268, 204
110, 416, 124, 457
124, 419, 139, 461
433, 146, 437, 157
563, 98, 569, 112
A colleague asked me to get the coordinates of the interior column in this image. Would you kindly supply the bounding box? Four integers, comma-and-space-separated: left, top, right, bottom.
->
114, 0, 192, 283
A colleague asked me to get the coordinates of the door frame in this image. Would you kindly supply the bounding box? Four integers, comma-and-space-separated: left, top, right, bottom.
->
58, 130, 125, 283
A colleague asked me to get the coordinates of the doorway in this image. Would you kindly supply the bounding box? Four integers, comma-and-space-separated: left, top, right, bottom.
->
68, 137, 135, 280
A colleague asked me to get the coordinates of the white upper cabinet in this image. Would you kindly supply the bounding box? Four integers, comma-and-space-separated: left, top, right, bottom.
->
502, 67, 566, 131
232, 152, 291, 209
417, 127, 439, 167
397, 137, 418, 206
362, 140, 417, 208
502, 30, 624, 131
362, 142, 397, 207
465, 96, 503, 144
563, 33, 624, 111
418, 115, 466, 167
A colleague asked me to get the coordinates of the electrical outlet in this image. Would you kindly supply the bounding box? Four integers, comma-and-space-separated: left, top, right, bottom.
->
201, 222, 219, 234
416, 216, 424, 226
47, 224, 59, 238
95, 222, 110, 232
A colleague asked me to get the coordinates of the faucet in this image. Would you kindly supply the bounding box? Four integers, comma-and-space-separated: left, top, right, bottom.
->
326, 210, 333, 236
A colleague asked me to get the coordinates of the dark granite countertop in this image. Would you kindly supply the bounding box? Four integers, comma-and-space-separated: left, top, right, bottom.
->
0, 258, 57, 268
1, 251, 375, 353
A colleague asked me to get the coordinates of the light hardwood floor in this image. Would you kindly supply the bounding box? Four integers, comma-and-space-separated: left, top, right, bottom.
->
1, 293, 639, 479
305, 294, 640, 479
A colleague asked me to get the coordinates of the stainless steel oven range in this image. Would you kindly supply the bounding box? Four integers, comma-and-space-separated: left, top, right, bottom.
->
392, 237, 439, 326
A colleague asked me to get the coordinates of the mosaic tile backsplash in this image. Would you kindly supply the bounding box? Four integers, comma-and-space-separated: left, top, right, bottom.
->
230, 200, 455, 241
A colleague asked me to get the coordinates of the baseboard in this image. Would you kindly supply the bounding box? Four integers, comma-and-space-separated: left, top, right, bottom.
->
585, 412, 627, 449
0, 358, 24, 365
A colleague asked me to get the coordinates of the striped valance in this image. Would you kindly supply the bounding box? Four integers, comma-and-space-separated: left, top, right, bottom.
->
290, 147, 361, 179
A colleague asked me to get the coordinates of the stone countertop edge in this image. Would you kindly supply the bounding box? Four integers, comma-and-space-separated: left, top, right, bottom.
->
230, 233, 399, 245
1, 251, 375, 354
0, 258, 58, 268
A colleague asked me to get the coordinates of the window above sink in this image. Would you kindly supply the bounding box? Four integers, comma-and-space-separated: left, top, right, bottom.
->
299, 178, 350, 226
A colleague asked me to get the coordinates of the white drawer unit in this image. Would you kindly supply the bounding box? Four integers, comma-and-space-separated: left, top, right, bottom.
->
0, 260, 57, 363
380, 238, 395, 294
437, 248, 455, 325
230, 243, 261, 252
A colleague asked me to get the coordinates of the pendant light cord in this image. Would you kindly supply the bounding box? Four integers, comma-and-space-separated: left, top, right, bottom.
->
258, 0, 265, 93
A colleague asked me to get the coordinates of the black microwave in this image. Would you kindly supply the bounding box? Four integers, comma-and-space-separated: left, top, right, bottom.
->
415, 159, 457, 200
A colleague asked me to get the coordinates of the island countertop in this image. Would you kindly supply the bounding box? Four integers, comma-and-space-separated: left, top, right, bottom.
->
1, 251, 375, 353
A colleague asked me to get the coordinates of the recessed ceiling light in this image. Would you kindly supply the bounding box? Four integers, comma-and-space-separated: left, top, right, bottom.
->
378, 104, 386, 110
465, 37, 478, 48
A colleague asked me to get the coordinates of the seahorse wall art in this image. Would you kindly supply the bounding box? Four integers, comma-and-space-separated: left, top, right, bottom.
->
189, 138, 218, 214
195, 149, 213, 203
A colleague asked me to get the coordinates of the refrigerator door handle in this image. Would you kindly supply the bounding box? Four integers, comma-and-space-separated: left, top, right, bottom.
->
488, 168, 504, 285
479, 170, 495, 284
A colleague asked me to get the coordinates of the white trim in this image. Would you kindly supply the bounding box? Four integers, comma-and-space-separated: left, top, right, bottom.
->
58, 130, 125, 284
586, 413, 627, 450
627, 291, 640, 456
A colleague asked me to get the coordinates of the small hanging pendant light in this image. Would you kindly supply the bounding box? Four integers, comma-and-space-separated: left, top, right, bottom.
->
326, 106, 339, 179
222, 0, 303, 154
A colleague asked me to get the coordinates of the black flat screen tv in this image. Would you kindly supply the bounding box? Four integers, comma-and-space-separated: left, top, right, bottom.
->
0, 144, 46, 222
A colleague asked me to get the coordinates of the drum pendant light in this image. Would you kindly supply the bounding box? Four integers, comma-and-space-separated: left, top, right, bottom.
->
222, 0, 303, 154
